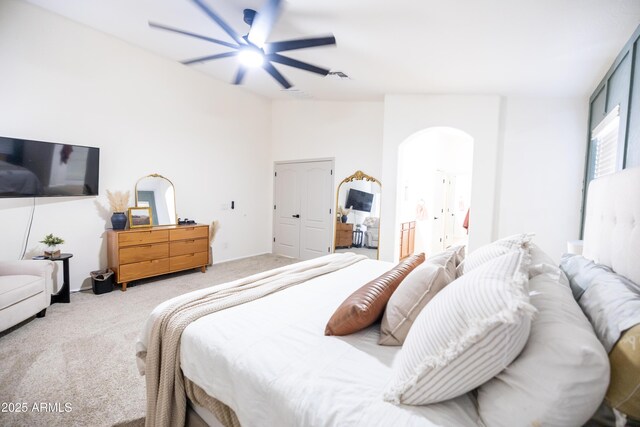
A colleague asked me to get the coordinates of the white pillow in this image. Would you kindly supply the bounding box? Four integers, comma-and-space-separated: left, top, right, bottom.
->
384, 249, 534, 405
379, 263, 451, 346
528, 242, 563, 279
378, 246, 466, 346
459, 233, 533, 276
477, 271, 610, 426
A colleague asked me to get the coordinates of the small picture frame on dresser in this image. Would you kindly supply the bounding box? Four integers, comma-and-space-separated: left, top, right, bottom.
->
128, 207, 152, 228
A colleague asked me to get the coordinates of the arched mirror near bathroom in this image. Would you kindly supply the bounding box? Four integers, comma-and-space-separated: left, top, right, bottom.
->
135, 174, 177, 226
334, 170, 381, 260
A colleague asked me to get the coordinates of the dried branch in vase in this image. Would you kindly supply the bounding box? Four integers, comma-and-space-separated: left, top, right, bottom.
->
106, 190, 130, 213
209, 220, 220, 243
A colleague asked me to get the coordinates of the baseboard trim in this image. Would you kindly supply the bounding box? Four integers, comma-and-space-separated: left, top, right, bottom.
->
212, 252, 273, 264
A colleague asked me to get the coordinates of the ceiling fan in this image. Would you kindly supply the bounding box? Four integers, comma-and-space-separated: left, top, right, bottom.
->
149, 0, 337, 89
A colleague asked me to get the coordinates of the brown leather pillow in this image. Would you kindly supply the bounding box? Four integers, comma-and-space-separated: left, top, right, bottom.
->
325, 253, 425, 336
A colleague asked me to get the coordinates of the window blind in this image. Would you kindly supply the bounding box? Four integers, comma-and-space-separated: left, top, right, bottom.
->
591, 105, 620, 180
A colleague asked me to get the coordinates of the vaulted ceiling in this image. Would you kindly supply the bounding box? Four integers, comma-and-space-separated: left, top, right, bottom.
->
25, 0, 640, 100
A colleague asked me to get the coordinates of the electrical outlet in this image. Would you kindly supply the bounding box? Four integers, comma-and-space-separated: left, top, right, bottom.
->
222, 242, 229, 250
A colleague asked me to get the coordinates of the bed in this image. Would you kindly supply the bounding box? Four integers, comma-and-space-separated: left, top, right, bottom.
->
137, 166, 640, 427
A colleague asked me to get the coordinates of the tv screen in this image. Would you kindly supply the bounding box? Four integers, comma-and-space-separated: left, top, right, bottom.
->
0, 136, 99, 198
345, 189, 374, 212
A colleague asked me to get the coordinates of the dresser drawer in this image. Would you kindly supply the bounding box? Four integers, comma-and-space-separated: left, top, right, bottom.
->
336, 229, 353, 246
337, 230, 352, 239
170, 238, 208, 257
170, 252, 208, 271
120, 242, 169, 264
336, 222, 353, 231
119, 230, 169, 247
169, 226, 208, 241
119, 258, 170, 282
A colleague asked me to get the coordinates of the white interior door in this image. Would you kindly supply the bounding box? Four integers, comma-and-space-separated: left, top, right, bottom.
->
443, 174, 456, 248
430, 172, 447, 253
273, 160, 333, 260
299, 161, 333, 260
273, 164, 301, 258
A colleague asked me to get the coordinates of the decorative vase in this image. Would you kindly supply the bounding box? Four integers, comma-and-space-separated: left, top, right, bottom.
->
341, 215, 348, 223
111, 212, 127, 230
44, 245, 60, 258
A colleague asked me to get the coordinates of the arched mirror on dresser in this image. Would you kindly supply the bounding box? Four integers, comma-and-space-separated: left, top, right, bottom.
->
334, 170, 381, 260
135, 174, 177, 226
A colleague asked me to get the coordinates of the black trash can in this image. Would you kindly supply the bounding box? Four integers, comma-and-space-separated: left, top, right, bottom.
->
90, 269, 114, 295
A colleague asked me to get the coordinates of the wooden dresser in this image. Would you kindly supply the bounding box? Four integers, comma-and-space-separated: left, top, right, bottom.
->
107, 224, 209, 291
399, 221, 416, 260
335, 221, 353, 248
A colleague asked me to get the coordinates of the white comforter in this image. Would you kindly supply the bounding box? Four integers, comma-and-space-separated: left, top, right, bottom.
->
180, 258, 482, 427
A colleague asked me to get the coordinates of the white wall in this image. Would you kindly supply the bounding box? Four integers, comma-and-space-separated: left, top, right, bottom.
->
271, 100, 384, 182
0, 0, 272, 291
380, 95, 587, 262
381, 95, 502, 261
497, 97, 588, 260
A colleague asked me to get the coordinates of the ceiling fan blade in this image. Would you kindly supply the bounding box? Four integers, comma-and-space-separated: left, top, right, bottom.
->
182, 51, 238, 65
247, 0, 283, 47
149, 22, 239, 49
263, 61, 292, 89
266, 53, 330, 76
264, 35, 336, 54
190, 0, 245, 46
233, 66, 247, 85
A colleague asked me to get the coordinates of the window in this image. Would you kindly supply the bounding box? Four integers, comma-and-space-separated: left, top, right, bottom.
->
591, 105, 620, 180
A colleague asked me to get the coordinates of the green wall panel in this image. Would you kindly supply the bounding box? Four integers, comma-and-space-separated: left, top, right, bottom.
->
627, 42, 640, 167
590, 86, 607, 131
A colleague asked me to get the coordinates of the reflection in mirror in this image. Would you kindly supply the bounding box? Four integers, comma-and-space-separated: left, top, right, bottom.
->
334, 170, 381, 260
135, 174, 177, 226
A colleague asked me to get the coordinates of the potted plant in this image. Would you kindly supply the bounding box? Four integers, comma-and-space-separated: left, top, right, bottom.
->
106, 190, 130, 230
40, 234, 64, 258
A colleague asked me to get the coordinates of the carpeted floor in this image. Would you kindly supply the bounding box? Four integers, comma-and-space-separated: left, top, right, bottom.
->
0, 254, 296, 427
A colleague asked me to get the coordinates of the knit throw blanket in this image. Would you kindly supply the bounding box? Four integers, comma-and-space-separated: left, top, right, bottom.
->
136, 253, 367, 427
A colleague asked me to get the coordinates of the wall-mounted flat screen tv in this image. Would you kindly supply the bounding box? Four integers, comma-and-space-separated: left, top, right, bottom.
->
0, 136, 99, 198
346, 189, 374, 212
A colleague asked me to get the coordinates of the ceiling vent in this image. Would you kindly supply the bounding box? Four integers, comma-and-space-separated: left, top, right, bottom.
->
327, 71, 350, 79
281, 88, 313, 99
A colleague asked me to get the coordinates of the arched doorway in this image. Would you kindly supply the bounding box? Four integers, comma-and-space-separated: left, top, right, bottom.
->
396, 127, 474, 257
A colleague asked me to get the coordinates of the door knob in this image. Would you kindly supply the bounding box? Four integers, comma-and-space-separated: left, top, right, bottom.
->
292, 214, 300, 218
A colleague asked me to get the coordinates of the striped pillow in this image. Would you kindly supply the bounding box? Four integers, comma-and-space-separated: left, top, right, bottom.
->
459, 233, 533, 276
384, 248, 534, 405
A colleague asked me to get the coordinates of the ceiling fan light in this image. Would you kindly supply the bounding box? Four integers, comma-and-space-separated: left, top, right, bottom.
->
238, 49, 264, 68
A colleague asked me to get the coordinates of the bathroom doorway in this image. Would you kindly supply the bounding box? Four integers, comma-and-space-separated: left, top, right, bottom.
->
396, 127, 474, 256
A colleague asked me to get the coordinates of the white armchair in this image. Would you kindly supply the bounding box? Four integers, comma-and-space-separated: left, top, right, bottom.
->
0, 260, 55, 332
363, 217, 380, 249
